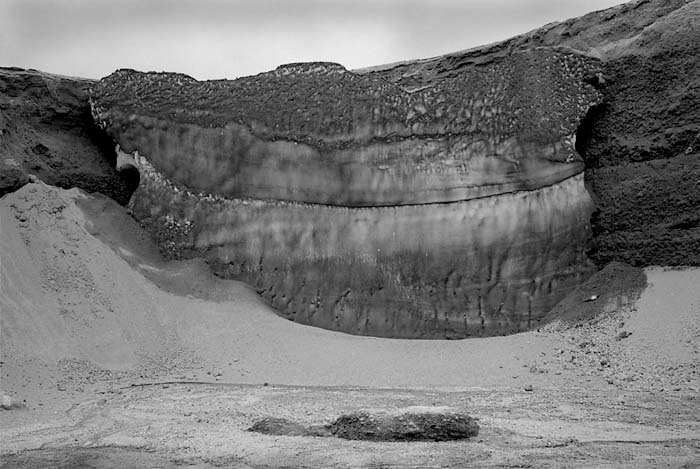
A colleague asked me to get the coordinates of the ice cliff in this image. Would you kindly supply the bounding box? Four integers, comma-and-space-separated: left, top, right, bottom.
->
87, 0, 700, 337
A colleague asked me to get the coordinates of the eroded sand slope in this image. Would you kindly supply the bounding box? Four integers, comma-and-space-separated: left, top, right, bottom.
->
1, 182, 699, 467
1, 182, 587, 389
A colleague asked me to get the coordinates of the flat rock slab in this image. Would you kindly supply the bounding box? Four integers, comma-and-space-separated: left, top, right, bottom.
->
329, 409, 480, 442
249, 407, 480, 442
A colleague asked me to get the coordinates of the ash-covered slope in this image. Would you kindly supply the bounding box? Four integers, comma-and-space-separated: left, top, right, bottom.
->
576, 1, 700, 266
0, 67, 138, 203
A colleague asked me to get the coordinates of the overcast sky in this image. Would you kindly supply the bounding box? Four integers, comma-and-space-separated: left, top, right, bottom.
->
2, 0, 623, 80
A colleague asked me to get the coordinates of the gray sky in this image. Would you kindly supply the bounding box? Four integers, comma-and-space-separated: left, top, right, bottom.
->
2, 0, 623, 80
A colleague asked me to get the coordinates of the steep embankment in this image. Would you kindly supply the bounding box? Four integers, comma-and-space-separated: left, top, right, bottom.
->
2, 182, 698, 394
90, 47, 602, 338
0, 181, 593, 391
0, 67, 138, 203
580, 2, 700, 266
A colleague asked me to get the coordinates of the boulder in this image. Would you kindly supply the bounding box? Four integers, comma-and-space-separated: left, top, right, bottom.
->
328, 409, 480, 442
248, 408, 480, 441
1, 394, 25, 410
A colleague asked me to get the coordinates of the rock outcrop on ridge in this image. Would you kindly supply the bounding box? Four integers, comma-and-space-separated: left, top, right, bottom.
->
88, 0, 700, 338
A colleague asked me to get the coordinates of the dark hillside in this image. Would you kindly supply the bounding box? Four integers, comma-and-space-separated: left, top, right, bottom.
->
0, 67, 138, 202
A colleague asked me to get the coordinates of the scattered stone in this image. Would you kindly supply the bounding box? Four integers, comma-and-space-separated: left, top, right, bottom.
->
1, 394, 26, 410
524, 385, 534, 392
617, 331, 632, 340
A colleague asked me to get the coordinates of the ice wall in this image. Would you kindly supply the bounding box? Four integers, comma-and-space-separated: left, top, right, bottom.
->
90, 46, 601, 338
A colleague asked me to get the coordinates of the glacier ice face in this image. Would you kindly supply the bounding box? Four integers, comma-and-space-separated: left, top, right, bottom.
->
129, 153, 595, 338
90, 47, 601, 338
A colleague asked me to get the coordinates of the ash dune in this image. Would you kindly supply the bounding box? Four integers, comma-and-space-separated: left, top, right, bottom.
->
0, 181, 583, 388
1, 181, 698, 389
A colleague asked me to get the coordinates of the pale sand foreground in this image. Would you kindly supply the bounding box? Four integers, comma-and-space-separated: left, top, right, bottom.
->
1, 182, 699, 467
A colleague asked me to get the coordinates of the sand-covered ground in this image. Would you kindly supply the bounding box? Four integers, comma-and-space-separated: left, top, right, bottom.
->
1, 182, 699, 467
